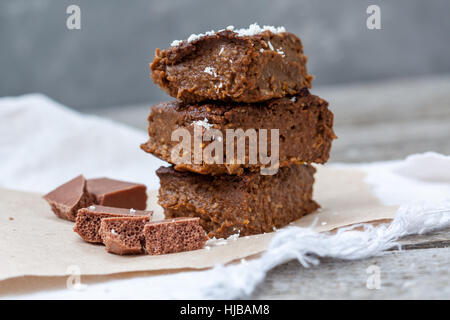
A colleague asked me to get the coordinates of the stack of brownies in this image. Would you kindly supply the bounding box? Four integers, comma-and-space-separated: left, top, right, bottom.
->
142, 24, 336, 239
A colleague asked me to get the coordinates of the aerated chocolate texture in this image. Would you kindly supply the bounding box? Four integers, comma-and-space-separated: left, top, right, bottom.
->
99, 216, 151, 255
151, 30, 312, 104
141, 89, 335, 175
157, 164, 319, 239
74, 205, 153, 243
144, 217, 208, 255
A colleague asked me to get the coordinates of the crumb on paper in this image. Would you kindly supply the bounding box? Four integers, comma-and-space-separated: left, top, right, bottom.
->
227, 233, 240, 241
9, 217, 14, 221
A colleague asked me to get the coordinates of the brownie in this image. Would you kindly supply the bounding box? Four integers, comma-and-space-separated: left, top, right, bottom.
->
87, 178, 147, 210
74, 205, 153, 243
141, 89, 335, 175
151, 24, 312, 104
99, 216, 150, 255
143, 217, 208, 255
43, 175, 95, 221
157, 164, 319, 238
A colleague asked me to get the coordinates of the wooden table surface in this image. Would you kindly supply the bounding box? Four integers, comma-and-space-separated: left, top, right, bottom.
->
91, 75, 450, 299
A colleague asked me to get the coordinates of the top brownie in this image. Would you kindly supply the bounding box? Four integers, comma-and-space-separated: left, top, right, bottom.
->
151, 24, 312, 104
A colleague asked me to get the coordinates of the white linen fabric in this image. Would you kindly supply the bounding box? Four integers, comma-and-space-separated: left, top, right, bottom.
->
1, 95, 449, 299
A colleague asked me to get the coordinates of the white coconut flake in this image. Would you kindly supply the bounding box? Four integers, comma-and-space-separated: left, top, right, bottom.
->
111, 229, 118, 235
170, 23, 286, 47
192, 118, 213, 130
219, 47, 224, 55
204, 246, 211, 250
203, 67, 217, 77
170, 39, 183, 47
321, 221, 328, 226
259, 48, 264, 53
88, 205, 96, 210
276, 48, 285, 57
290, 97, 297, 102
129, 208, 136, 214
267, 41, 274, 51
233, 23, 286, 37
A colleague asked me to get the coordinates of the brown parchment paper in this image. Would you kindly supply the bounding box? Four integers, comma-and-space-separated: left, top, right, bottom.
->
0, 166, 397, 284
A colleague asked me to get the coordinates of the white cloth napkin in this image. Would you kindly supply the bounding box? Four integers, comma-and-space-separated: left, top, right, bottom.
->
0, 94, 165, 193
2, 94, 449, 299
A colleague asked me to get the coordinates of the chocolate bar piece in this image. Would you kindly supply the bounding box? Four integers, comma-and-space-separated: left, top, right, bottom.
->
144, 217, 208, 255
157, 164, 319, 238
87, 178, 147, 210
74, 205, 152, 243
43, 175, 95, 222
151, 25, 312, 103
141, 89, 335, 175
99, 216, 150, 255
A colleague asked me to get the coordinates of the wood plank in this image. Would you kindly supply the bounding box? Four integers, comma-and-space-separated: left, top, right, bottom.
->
252, 247, 450, 299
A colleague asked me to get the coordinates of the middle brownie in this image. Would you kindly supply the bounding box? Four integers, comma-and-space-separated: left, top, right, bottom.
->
157, 164, 319, 238
141, 89, 335, 175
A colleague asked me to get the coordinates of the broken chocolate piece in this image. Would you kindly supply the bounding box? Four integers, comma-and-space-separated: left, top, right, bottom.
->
87, 178, 147, 210
43, 175, 95, 222
144, 217, 208, 255
74, 205, 152, 243
99, 216, 150, 255
157, 164, 319, 238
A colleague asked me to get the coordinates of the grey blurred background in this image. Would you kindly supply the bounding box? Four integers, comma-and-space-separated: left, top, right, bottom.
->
1, 0, 450, 110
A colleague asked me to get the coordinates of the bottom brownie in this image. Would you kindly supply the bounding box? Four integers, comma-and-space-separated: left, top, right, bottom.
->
157, 164, 319, 238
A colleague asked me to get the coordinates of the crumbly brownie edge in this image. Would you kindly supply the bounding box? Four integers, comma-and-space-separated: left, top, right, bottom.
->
157, 164, 319, 238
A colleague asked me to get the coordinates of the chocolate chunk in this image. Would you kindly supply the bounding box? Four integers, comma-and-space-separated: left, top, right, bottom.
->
87, 178, 147, 210
157, 164, 319, 239
74, 205, 152, 243
143, 217, 208, 255
151, 29, 312, 103
141, 90, 335, 175
43, 175, 95, 222
99, 216, 150, 255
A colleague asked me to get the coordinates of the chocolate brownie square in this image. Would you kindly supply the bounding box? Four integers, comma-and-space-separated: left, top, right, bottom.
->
141, 89, 335, 175
151, 24, 312, 103
157, 164, 319, 238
